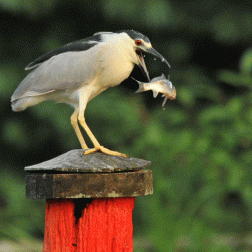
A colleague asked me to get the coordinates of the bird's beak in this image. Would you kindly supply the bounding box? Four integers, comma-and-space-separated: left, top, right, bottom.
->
137, 47, 171, 82
136, 51, 150, 81
146, 47, 171, 70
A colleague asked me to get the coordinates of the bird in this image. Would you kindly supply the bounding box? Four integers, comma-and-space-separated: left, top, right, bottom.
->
11, 30, 170, 157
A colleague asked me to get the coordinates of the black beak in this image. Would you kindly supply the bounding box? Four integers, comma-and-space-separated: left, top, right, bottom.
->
137, 48, 171, 81
136, 50, 150, 81
146, 47, 171, 78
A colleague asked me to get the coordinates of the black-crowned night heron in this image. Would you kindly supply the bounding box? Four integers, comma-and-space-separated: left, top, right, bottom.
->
11, 30, 170, 157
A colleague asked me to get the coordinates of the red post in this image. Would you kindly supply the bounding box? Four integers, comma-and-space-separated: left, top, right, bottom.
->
25, 150, 153, 252
43, 198, 135, 252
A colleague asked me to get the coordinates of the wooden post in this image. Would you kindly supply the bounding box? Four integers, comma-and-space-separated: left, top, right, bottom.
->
25, 150, 153, 252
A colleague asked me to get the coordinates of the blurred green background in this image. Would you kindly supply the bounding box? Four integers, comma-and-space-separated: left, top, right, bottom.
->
1, 0, 252, 251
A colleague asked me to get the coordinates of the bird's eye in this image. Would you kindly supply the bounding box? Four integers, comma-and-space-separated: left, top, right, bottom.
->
135, 40, 142, 46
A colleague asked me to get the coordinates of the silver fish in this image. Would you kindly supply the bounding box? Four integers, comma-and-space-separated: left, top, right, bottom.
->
132, 74, 176, 107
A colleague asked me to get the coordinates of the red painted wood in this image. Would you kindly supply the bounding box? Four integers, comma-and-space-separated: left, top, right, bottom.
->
43, 198, 135, 252
43, 199, 77, 252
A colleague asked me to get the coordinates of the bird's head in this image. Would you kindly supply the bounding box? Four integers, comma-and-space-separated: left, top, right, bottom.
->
123, 30, 171, 81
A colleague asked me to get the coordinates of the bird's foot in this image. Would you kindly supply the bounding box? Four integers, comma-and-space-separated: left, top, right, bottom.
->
83, 146, 127, 157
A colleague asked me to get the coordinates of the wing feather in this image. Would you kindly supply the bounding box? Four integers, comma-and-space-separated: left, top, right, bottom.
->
11, 44, 102, 102
25, 34, 106, 70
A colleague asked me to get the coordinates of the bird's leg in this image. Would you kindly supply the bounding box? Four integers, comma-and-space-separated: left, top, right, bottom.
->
78, 115, 127, 157
71, 108, 88, 149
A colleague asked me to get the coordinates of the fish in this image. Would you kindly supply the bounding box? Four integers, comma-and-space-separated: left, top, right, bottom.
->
132, 74, 176, 107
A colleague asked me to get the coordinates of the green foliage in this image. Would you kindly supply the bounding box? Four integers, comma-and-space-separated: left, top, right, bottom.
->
0, 0, 56, 16
0, 169, 45, 245
1, 0, 252, 251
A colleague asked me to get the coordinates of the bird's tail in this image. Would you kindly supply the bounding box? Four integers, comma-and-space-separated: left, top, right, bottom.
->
11, 98, 29, 112
11, 96, 46, 112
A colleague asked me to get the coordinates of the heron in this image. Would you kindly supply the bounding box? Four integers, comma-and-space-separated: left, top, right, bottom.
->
11, 30, 170, 157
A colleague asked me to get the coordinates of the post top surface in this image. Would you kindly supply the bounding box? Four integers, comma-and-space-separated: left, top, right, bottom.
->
25, 149, 151, 173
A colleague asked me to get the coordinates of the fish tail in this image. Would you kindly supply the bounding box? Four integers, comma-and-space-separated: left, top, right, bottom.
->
132, 77, 145, 93
131, 77, 141, 84
135, 84, 145, 93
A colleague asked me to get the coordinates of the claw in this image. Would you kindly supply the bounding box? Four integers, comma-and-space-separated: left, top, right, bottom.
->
83, 146, 127, 157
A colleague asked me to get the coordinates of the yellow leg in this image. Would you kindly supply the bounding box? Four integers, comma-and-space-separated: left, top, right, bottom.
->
71, 108, 88, 149
78, 115, 127, 157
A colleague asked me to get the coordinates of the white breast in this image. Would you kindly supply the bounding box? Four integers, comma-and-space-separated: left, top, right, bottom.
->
97, 39, 135, 87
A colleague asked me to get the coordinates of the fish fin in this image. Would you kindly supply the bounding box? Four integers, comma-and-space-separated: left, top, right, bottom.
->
153, 91, 158, 98
162, 96, 168, 107
161, 73, 166, 78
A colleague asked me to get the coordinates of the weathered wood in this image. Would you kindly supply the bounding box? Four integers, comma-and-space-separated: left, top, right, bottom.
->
25, 149, 153, 199
26, 170, 153, 199
25, 149, 151, 173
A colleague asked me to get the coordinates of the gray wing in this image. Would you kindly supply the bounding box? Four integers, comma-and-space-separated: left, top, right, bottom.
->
25, 37, 104, 70
11, 43, 103, 102
25, 32, 115, 70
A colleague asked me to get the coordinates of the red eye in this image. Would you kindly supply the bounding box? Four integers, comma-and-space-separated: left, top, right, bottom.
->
135, 40, 142, 46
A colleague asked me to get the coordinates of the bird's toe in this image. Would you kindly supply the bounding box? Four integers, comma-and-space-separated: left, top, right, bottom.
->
83, 146, 127, 157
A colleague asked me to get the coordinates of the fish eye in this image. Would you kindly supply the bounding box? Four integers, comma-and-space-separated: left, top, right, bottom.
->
135, 40, 142, 46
